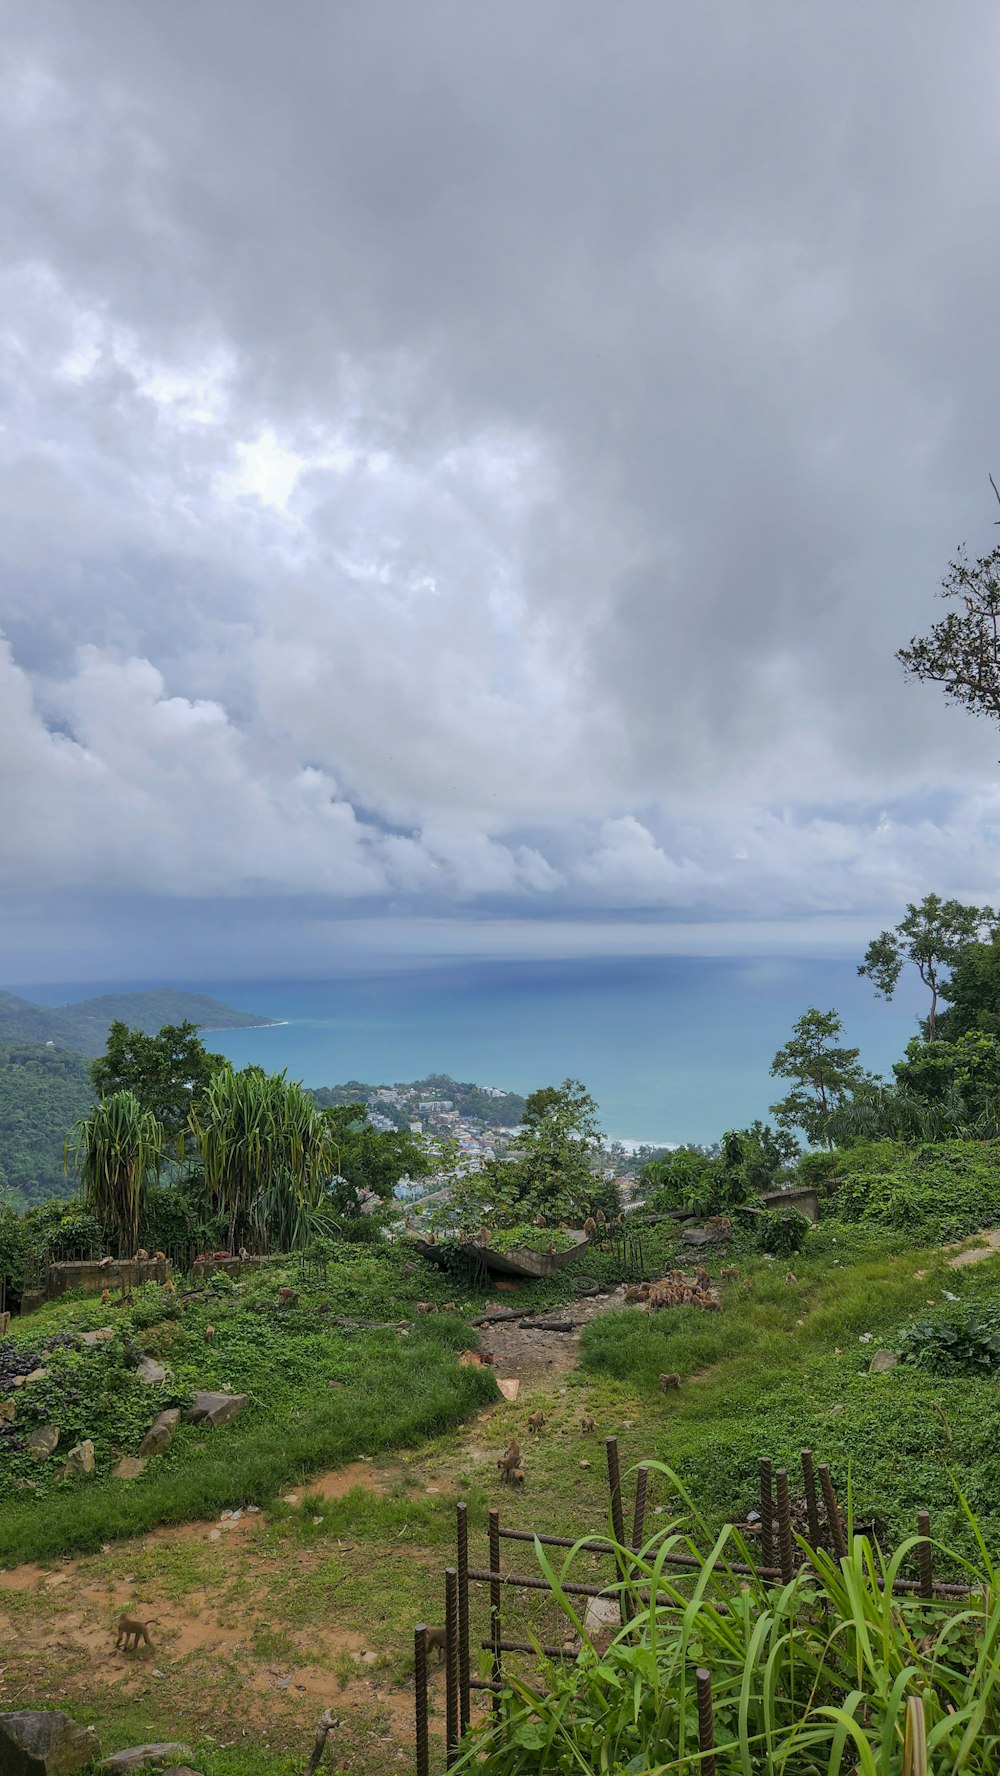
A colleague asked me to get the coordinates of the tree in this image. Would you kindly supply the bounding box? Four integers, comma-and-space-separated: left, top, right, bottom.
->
935, 931, 1000, 1041
92, 1021, 226, 1147
189, 1066, 338, 1252
769, 1009, 873, 1148
322, 1102, 430, 1207
898, 481, 1000, 727
858, 895, 994, 1041
445, 1079, 611, 1229
68, 1090, 164, 1255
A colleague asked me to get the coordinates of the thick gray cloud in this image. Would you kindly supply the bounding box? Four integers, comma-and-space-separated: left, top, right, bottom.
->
1, 0, 1000, 977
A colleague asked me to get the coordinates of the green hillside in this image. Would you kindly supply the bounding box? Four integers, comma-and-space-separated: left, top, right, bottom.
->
0, 988, 271, 1056
0, 1043, 94, 1207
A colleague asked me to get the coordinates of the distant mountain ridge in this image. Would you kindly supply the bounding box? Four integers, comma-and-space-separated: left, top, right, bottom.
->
0, 988, 272, 1058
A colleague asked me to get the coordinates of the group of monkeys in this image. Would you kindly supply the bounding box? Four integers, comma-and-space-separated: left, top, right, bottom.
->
495, 1404, 597, 1489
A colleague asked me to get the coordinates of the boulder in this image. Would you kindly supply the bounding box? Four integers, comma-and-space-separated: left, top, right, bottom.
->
134, 1358, 167, 1386
27, 1427, 59, 1460
78, 1329, 114, 1347
112, 1457, 147, 1481
183, 1392, 248, 1429
681, 1224, 731, 1248
0, 1711, 101, 1776
138, 1409, 180, 1459
60, 1440, 95, 1480
99, 1747, 191, 1774
868, 1349, 898, 1374
0, 1399, 15, 1423
13, 1370, 47, 1389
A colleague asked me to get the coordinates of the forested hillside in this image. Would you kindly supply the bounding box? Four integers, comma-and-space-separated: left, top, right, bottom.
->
0, 988, 270, 1055
0, 1044, 93, 1206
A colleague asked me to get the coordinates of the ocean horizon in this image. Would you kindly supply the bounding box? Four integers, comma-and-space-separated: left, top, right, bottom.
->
17, 955, 927, 1146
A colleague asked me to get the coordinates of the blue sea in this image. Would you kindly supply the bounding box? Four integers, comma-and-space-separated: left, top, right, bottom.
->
22, 956, 927, 1146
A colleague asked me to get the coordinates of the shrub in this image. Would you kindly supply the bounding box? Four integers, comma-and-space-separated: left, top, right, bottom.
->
898, 1305, 1000, 1376
747, 1205, 811, 1256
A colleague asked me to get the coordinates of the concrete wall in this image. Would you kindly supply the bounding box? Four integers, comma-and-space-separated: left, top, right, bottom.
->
759, 1185, 820, 1223
42, 1258, 172, 1300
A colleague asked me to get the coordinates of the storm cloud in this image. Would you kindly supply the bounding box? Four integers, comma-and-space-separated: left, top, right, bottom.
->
1, 0, 999, 977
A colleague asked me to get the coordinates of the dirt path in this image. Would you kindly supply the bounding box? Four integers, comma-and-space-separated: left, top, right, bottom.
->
476, 1284, 629, 1381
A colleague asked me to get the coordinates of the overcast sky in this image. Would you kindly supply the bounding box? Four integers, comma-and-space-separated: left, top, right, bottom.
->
2, 0, 1000, 983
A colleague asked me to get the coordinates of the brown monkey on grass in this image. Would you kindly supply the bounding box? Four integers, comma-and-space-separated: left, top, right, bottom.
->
658, 1372, 681, 1392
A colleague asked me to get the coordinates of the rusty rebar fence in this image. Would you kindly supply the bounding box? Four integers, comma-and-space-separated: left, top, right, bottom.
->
414, 1439, 978, 1772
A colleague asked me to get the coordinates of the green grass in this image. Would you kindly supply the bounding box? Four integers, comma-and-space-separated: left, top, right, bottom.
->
579, 1234, 1000, 1558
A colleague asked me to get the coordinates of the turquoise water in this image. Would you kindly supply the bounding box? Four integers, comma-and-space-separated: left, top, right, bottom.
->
23, 956, 926, 1145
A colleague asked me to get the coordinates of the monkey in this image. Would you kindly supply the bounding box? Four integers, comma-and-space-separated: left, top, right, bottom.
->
580, 1414, 595, 1433
442, 1301, 457, 1313
527, 1410, 545, 1433
278, 1286, 298, 1306
694, 1266, 710, 1285
479, 1349, 496, 1366
785, 1271, 798, 1286
116, 1613, 156, 1650
534, 1214, 547, 1228
99, 1255, 113, 1267
583, 1216, 597, 1239
239, 1246, 249, 1259
497, 1439, 521, 1479
101, 1288, 112, 1306
153, 1250, 166, 1261
416, 1302, 437, 1314
204, 1324, 216, 1343
595, 1209, 606, 1225
508, 1467, 525, 1489
134, 1249, 149, 1262
163, 1278, 175, 1295
616, 1212, 626, 1226
658, 1372, 681, 1392
423, 1626, 447, 1663
743, 1279, 754, 1293
720, 1265, 740, 1281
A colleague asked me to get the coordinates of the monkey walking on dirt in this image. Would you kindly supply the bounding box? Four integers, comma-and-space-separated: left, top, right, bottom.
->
116, 1613, 156, 1651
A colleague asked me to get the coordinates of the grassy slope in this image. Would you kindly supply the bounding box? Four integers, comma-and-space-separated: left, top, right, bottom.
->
4, 1225, 1000, 1774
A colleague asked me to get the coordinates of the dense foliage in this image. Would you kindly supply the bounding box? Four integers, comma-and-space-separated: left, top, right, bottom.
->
441, 1080, 618, 1230
640, 1122, 796, 1215
92, 1020, 227, 1145
811, 1139, 1000, 1243
898, 1302, 1000, 1375
0, 1043, 94, 1206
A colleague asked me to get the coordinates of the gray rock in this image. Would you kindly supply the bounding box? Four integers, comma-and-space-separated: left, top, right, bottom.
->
681, 1224, 731, 1247
135, 1358, 167, 1386
60, 1440, 95, 1479
27, 1427, 59, 1460
99, 1746, 190, 1774
0, 1711, 101, 1776
112, 1457, 147, 1481
138, 1409, 180, 1459
12, 1369, 47, 1389
869, 1349, 898, 1374
183, 1391, 248, 1429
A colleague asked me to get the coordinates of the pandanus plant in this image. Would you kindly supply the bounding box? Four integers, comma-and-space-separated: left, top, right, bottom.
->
189, 1066, 337, 1252
67, 1090, 164, 1257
